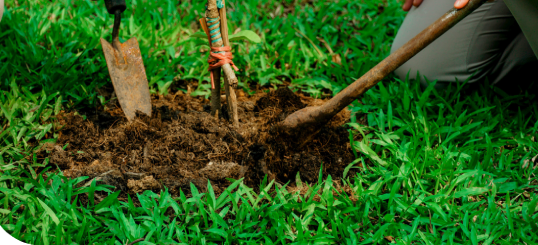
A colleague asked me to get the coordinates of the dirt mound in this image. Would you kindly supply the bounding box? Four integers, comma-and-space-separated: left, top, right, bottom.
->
44, 88, 357, 197
255, 87, 305, 113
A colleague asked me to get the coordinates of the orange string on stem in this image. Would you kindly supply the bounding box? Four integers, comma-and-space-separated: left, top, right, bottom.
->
208, 46, 239, 89
199, 18, 239, 90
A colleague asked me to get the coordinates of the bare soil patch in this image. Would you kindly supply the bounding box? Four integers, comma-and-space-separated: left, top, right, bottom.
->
43, 88, 357, 197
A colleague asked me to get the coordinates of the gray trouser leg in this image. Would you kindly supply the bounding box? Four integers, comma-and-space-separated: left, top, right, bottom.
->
390, 0, 537, 87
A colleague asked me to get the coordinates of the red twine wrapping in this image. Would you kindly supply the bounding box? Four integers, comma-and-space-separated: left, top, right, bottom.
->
208, 46, 239, 89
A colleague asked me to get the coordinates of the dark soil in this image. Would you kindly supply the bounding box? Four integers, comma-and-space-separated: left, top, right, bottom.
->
42, 87, 357, 197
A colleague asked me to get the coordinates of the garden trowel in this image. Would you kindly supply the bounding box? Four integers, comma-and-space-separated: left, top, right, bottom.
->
100, 0, 151, 121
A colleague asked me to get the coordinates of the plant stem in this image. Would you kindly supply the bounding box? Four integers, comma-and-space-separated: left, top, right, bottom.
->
206, 0, 239, 127
219, 4, 239, 127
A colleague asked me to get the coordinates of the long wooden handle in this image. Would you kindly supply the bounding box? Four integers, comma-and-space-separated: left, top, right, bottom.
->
322, 0, 488, 117
278, 0, 488, 146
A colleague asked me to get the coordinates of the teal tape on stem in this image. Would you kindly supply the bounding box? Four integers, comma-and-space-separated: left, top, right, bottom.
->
211, 37, 223, 44
217, 0, 224, 9
209, 23, 220, 30
210, 28, 219, 35
207, 17, 218, 23
206, 16, 224, 53
211, 33, 220, 39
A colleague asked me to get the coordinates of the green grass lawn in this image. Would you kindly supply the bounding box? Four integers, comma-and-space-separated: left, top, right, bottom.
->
1, 0, 538, 244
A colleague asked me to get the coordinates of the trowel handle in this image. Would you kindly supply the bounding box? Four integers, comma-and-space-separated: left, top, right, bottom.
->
103, 0, 126, 15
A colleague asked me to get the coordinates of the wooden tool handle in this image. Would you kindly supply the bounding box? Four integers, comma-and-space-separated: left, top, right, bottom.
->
103, 0, 126, 15
277, 0, 489, 147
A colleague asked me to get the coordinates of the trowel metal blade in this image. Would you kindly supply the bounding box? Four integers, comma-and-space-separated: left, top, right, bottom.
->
100, 37, 152, 121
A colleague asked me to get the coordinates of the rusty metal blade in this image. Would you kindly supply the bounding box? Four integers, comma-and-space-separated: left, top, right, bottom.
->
100, 37, 152, 121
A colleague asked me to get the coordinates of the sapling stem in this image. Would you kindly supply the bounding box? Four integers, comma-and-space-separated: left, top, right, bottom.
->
206, 0, 239, 127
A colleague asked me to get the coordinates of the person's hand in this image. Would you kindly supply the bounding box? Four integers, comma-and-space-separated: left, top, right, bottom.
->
454, 0, 470, 9
402, 0, 424, 11
402, 0, 470, 12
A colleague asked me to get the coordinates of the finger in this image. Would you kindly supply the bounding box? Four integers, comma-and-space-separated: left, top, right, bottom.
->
413, 0, 424, 7
454, 0, 470, 9
402, 0, 413, 11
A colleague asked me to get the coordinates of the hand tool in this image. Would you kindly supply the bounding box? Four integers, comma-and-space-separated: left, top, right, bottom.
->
100, 0, 152, 121
276, 0, 488, 147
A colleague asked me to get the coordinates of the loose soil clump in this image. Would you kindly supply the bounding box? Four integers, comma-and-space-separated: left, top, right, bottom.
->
44, 88, 356, 197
